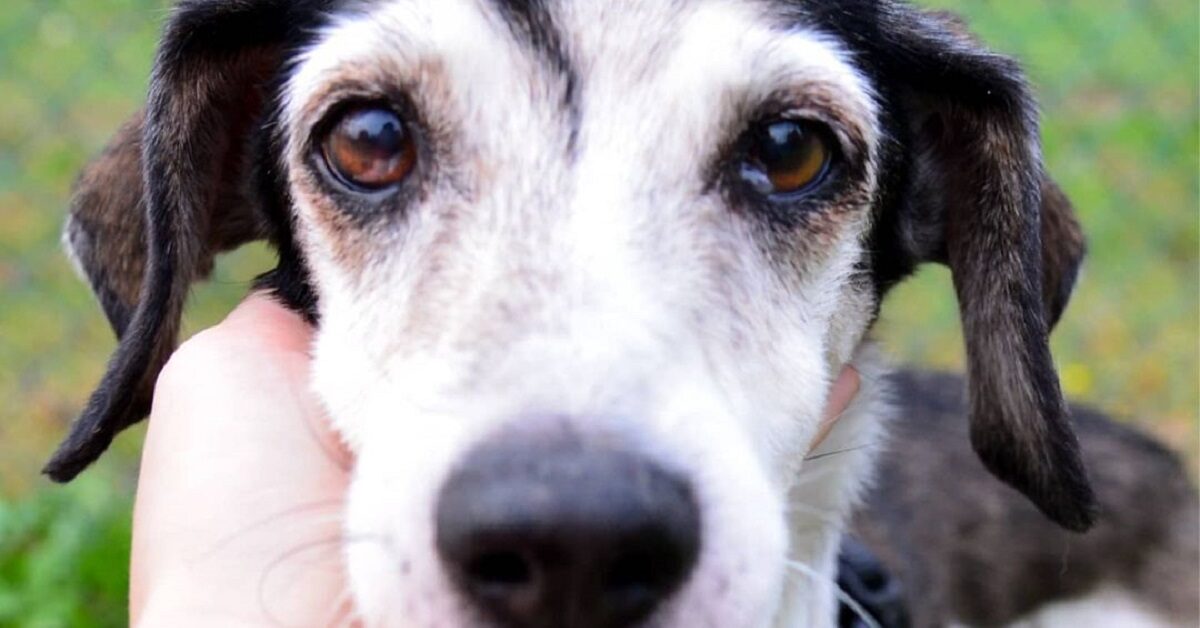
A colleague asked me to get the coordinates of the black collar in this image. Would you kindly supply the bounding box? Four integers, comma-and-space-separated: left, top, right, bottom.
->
837, 536, 910, 627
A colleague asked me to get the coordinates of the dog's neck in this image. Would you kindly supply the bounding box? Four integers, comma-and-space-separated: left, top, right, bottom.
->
776, 345, 893, 627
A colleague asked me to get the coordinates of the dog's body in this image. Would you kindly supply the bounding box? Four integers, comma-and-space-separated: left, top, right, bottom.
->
47, 1, 1198, 626
853, 371, 1198, 627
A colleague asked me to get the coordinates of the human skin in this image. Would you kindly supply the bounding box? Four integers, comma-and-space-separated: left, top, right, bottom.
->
130, 294, 352, 627
128, 293, 859, 626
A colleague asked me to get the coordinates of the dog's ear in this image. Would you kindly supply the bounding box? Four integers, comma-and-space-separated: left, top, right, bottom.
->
1038, 178, 1086, 329
45, 1, 330, 482
853, 7, 1095, 530
63, 111, 151, 338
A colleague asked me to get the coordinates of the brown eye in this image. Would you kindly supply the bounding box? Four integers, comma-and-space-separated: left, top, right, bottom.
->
321, 106, 416, 190
741, 120, 832, 196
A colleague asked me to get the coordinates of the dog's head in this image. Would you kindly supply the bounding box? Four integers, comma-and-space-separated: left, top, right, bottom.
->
51, 0, 1093, 625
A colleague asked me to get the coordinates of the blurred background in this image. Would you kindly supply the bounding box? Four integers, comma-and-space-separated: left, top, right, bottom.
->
1, 0, 1196, 625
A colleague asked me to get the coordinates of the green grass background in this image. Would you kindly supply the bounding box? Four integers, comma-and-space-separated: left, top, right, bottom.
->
1, 0, 1196, 625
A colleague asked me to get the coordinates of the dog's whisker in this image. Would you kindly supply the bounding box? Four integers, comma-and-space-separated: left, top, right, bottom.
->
258, 535, 348, 627
804, 444, 870, 463
785, 559, 882, 628
282, 509, 356, 529
201, 498, 348, 559
257, 533, 393, 627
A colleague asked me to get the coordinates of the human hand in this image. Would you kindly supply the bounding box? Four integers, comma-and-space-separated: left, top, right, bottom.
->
130, 293, 353, 627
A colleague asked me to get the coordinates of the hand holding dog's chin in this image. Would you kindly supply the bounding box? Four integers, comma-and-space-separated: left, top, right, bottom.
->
131, 293, 353, 627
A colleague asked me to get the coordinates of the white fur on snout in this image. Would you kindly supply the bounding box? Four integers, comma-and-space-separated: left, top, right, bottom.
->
285, 1, 883, 626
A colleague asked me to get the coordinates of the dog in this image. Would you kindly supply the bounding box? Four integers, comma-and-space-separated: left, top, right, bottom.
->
846, 371, 1199, 627
47, 1, 1198, 626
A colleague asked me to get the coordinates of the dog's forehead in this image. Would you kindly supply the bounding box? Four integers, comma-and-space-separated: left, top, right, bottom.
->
286, 0, 877, 147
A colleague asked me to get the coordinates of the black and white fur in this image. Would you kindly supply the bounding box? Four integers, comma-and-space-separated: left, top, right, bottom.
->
49, 1, 1198, 626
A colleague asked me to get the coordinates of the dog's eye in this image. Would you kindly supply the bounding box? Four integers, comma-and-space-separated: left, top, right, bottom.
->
740, 120, 832, 196
321, 106, 416, 190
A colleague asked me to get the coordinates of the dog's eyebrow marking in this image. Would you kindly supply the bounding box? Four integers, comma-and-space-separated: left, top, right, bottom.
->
490, 0, 581, 153
489, 0, 570, 83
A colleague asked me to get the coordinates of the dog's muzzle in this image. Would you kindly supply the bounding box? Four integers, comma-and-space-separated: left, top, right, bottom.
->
435, 425, 702, 627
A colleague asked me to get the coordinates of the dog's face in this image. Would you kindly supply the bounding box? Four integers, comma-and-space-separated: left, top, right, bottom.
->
51, 1, 1095, 626
287, 4, 879, 623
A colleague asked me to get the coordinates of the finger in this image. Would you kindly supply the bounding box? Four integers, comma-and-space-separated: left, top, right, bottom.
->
131, 294, 350, 625
808, 365, 861, 453
218, 291, 315, 356
824, 365, 861, 423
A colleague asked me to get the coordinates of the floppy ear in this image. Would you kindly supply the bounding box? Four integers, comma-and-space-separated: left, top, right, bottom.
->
1038, 178, 1086, 329
852, 6, 1095, 530
62, 111, 150, 338
45, 0, 330, 482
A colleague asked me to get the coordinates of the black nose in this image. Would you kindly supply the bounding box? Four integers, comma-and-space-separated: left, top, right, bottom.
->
435, 430, 702, 628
